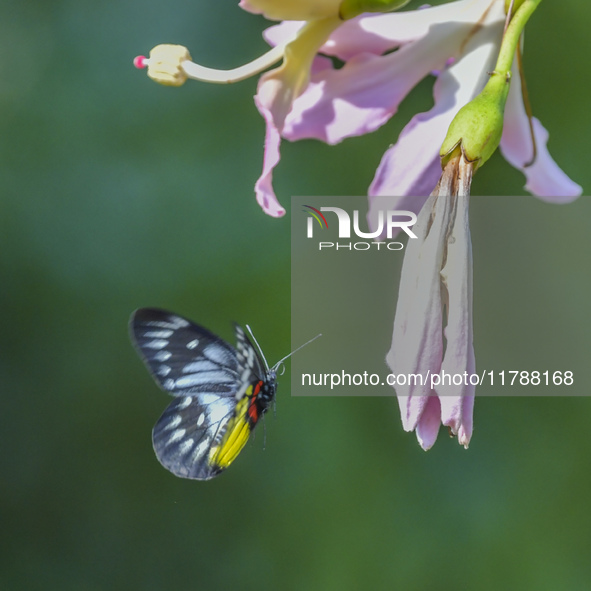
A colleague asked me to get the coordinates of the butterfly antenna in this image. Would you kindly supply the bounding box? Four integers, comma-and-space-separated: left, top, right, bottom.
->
272, 333, 322, 372
246, 324, 270, 371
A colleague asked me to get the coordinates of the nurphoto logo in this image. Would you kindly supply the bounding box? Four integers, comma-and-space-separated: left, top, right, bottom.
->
302, 205, 418, 251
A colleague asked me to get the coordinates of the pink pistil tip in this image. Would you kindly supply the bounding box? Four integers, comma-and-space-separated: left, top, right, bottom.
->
134, 55, 147, 69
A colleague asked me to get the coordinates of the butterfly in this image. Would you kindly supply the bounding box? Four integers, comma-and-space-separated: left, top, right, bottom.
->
130, 308, 319, 480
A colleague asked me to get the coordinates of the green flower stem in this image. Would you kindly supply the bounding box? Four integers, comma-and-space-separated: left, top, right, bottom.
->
496, 0, 542, 75
440, 0, 543, 169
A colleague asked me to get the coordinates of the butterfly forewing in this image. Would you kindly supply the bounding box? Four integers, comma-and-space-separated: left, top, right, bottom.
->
131, 308, 240, 397
130, 308, 275, 480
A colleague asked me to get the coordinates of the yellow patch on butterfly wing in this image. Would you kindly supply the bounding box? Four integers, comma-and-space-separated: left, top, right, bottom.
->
210, 396, 253, 469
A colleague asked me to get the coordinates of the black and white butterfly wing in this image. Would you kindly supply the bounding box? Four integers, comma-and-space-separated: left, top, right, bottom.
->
130, 308, 240, 397
130, 308, 270, 480
130, 308, 245, 480
150, 393, 235, 479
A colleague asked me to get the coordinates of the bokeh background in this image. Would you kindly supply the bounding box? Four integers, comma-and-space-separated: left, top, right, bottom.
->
2, 0, 590, 589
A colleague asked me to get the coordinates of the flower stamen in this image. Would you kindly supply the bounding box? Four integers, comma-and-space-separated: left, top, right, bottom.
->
134, 43, 286, 86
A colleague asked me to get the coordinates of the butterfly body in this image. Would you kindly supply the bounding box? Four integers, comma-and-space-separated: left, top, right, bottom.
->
130, 308, 277, 480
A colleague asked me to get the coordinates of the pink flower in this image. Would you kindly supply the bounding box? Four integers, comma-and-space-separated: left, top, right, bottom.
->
136, 0, 580, 215
268, 0, 579, 449
274, 0, 581, 206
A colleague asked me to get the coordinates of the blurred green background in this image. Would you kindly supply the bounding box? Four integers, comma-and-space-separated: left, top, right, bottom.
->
2, 0, 590, 589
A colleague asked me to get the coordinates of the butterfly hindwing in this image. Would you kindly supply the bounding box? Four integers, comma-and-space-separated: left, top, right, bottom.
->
130, 308, 276, 480
152, 393, 236, 480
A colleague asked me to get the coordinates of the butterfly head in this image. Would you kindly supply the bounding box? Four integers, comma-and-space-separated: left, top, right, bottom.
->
260, 369, 278, 404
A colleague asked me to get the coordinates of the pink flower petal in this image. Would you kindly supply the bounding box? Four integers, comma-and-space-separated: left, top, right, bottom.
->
253, 18, 343, 217
397, 395, 431, 434
436, 195, 476, 430
322, 0, 497, 61
500, 68, 582, 201
387, 195, 448, 415
431, 195, 475, 449
457, 395, 474, 449
283, 35, 457, 144
282, 0, 505, 145
415, 396, 442, 450
367, 101, 445, 198
254, 89, 287, 217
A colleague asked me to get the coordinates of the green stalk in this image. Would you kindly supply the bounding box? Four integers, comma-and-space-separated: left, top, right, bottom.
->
495, 0, 543, 75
